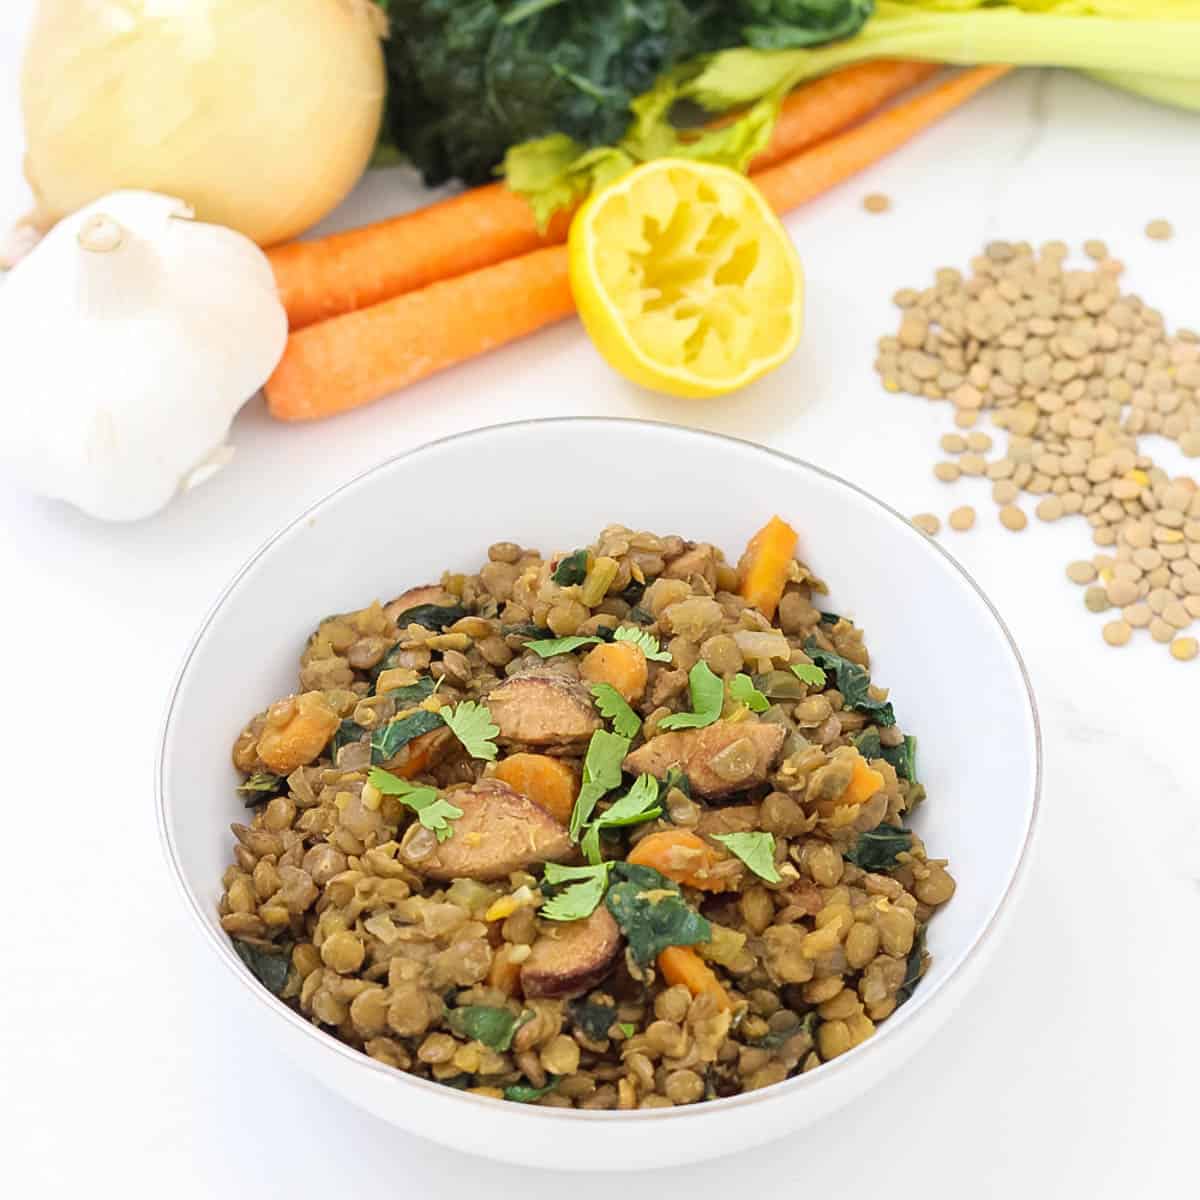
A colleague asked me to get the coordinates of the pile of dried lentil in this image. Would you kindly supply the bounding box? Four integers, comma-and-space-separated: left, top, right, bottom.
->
876, 236, 1200, 661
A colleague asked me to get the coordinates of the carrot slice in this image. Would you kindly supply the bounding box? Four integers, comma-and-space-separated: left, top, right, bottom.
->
580, 641, 648, 704
738, 515, 800, 621
627, 830, 734, 893
843, 757, 885, 805
658, 945, 731, 1010
492, 754, 578, 826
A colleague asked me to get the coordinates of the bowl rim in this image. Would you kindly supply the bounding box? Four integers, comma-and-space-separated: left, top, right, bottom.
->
156, 416, 1042, 1124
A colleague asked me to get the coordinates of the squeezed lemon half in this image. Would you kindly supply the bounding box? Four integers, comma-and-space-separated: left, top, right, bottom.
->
569, 159, 804, 400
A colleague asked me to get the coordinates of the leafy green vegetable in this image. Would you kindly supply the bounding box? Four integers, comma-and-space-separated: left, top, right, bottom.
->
385, 676, 438, 705
659, 661, 725, 731
627, 604, 654, 625
569, 999, 619, 1042
446, 1006, 532, 1051
729, 673, 769, 713
526, 634, 602, 658
569, 730, 632, 839
439, 700, 499, 761
368, 767, 464, 842
380, 0, 874, 194
331, 718, 365, 760
613, 626, 672, 662
541, 862, 613, 922
661, 766, 691, 799
790, 663, 827, 687
896, 925, 927, 1008
232, 939, 291, 995
370, 708, 445, 764
504, 1078, 560, 1103
237, 773, 286, 806
393, 603, 468, 631
818, 610, 843, 625
853, 730, 919, 783
618, 1021, 637, 1038
804, 640, 895, 726
750, 1010, 817, 1049
605, 863, 712, 965
595, 774, 661, 828
589, 683, 642, 738
844, 824, 911, 872
713, 831, 781, 882
552, 549, 590, 585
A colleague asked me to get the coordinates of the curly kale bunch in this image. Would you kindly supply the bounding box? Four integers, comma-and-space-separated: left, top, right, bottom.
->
380, 0, 872, 185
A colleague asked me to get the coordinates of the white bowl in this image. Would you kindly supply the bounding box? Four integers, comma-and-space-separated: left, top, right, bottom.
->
157, 418, 1039, 1170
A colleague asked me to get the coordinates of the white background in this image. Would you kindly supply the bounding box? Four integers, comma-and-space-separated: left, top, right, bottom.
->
1, 4, 1197, 1195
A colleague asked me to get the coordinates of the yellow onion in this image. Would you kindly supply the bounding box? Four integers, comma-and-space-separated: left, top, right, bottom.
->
21, 0, 387, 246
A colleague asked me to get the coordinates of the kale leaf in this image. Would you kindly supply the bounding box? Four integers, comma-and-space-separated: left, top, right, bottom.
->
232, 940, 291, 995
237, 773, 286, 806
896, 926, 928, 1007
568, 999, 619, 1042
605, 862, 711, 965
844, 824, 912, 872
446, 1005, 532, 1051
804, 639, 896, 727
370, 709, 446, 764
853, 729, 919, 783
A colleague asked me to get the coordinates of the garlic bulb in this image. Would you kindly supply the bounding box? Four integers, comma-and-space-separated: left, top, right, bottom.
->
0, 190, 287, 521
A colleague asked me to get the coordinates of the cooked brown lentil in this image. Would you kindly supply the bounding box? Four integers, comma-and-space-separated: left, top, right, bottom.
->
876, 239, 1200, 658
948, 506, 976, 532
219, 526, 952, 1110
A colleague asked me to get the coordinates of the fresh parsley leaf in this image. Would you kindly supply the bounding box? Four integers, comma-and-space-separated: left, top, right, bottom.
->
526, 634, 602, 658
439, 700, 499, 761
232, 939, 291, 995
540, 862, 612, 921
618, 1022, 636, 1038
713, 831, 781, 883
370, 709, 445, 764
393, 602, 468, 631
790, 663, 827, 688
613, 626, 672, 662
569, 999, 618, 1042
658, 661, 725, 731
237, 773, 286, 806
594, 774, 661, 829
552, 549, 589, 585
368, 767, 463, 842
504, 1078, 560, 1103
605, 863, 712, 966
580, 824, 604, 866
589, 682, 642, 738
844, 825, 912, 872
446, 1006, 532, 1051
729, 673, 769, 712
569, 730, 632, 839
804, 640, 895, 727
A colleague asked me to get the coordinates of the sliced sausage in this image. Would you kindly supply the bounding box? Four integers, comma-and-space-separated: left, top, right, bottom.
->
399, 780, 572, 881
623, 720, 786, 799
521, 907, 622, 999
486, 674, 602, 749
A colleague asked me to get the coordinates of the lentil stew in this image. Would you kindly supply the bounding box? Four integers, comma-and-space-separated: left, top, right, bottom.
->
220, 521, 955, 1109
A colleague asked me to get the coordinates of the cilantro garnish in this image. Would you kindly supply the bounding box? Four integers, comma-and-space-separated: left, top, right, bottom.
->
791, 662, 827, 687
613, 626, 671, 662
589, 682, 642, 738
580, 773, 662, 865
713, 831, 781, 883
568, 729, 631, 839
526, 634, 602, 658
504, 1078, 560, 1103
541, 861, 613, 922
658, 661, 725, 731
439, 700, 500, 760
728, 673, 769, 712
618, 1022, 636, 1038
368, 767, 464, 842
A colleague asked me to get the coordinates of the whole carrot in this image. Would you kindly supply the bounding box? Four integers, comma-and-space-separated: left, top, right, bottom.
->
266, 66, 1010, 422
265, 245, 573, 422
269, 60, 938, 330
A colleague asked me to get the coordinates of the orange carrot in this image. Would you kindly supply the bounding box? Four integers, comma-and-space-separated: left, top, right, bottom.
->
269, 61, 938, 330
658, 945, 731, 1010
266, 67, 1009, 421
627, 830, 735, 893
748, 59, 940, 172
842, 757, 886, 806
580, 641, 648, 704
493, 753, 579, 826
269, 186, 573, 330
738, 516, 800, 621
752, 65, 1011, 214
265, 245, 573, 421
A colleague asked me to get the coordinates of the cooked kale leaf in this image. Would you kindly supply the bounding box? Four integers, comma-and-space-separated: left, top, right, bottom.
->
392, 603, 468, 631
233, 940, 291, 995
804, 639, 896, 727
370, 709, 445, 764
237, 773, 287, 806
504, 1077, 560, 1102
896, 926, 927, 1007
447, 1005, 532, 1051
568, 999, 619, 1042
552, 549, 590, 585
853, 729, 918, 783
379, 0, 872, 185
844, 824, 912, 872
605, 862, 711, 965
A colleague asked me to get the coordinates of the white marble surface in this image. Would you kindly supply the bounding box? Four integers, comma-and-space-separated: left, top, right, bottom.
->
1, 5, 1197, 1196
